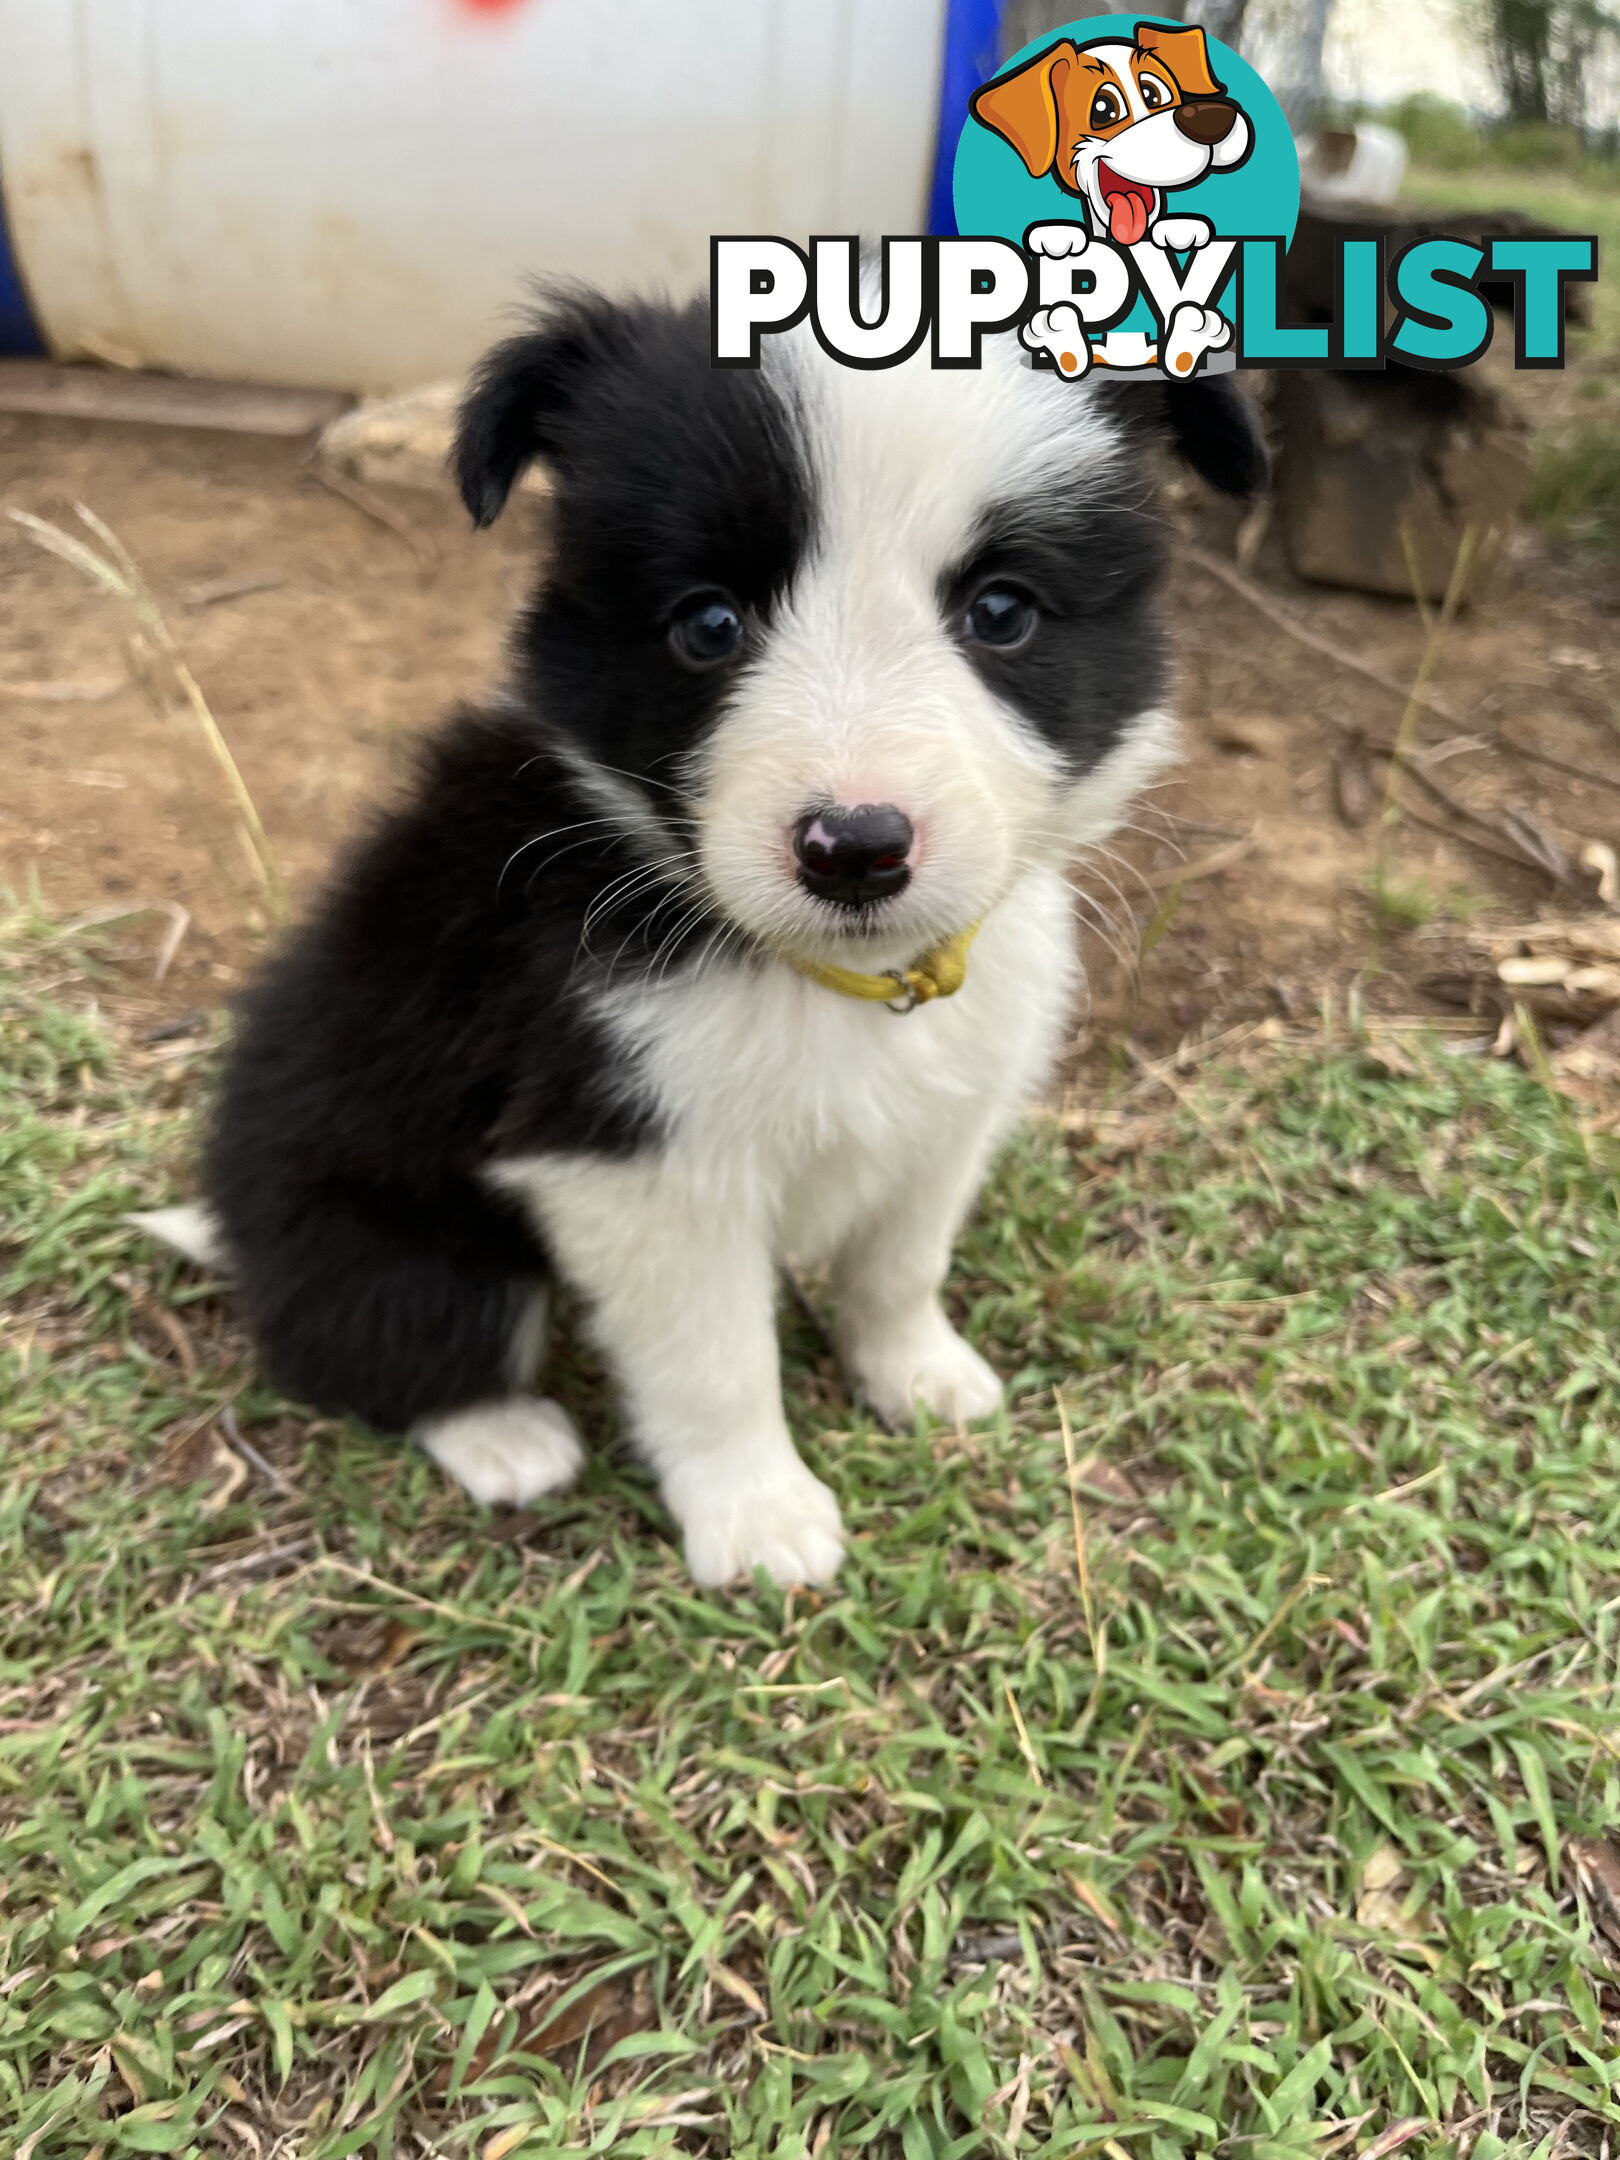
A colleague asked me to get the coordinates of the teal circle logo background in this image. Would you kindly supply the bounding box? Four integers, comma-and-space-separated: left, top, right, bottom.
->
952, 14, 1299, 346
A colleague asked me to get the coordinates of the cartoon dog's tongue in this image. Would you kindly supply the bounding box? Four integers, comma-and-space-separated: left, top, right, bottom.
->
1098, 164, 1151, 246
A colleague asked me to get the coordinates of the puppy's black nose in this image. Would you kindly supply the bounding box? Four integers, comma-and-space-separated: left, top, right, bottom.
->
1175, 97, 1238, 145
793, 804, 914, 907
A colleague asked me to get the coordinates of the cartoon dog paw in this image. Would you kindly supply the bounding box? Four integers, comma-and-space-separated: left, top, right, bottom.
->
1024, 221, 1091, 258
1150, 214, 1214, 253
1020, 304, 1091, 378
1161, 301, 1232, 378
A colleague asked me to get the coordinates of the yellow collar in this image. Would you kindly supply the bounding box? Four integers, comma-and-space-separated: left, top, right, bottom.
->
779, 923, 980, 1012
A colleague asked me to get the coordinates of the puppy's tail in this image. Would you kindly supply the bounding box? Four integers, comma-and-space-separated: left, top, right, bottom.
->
126, 1203, 231, 1273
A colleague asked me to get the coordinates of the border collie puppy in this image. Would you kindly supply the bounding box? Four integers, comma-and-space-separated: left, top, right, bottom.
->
147, 293, 1263, 1588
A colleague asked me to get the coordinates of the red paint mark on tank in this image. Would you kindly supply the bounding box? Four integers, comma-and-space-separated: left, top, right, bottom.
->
457, 0, 529, 14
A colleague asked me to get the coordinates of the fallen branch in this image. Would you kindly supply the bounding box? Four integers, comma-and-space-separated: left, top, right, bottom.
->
1139, 828, 1259, 891
1393, 802, 1553, 878
1497, 733, 1620, 799
308, 464, 438, 574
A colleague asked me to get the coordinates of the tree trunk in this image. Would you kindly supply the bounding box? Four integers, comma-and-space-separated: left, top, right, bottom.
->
998, 0, 1187, 61
1186, 0, 1253, 52
1276, 0, 1337, 131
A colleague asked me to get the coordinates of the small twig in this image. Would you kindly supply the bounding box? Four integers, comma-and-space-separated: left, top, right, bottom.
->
1003, 1682, 1044, 1787
1498, 733, 1620, 799
0, 674, 124, 703
1376, 523, 1481, 880
183, 573, 281, 611
313, 1556, 532, 1640
1393, 801, 1554, 877
1390, 745, 1508, 843
154, 903, 191, 982
46, 899, 193, 980
1389, 757, 1577, 887
220, 1406, 300, 1499
308, 465, 438, 574
1055, 1390, 1103, 1679
1139, 827, 1259, 892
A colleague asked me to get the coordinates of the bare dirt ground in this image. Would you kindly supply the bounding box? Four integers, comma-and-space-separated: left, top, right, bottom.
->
1, 396, 1615, 1064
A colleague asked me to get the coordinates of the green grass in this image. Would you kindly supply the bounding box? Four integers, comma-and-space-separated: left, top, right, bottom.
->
1528, 425, 1620, 553
5, 913, 1620, 2158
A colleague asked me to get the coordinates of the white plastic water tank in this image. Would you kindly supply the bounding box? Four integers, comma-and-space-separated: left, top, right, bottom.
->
0, 0, 946, 392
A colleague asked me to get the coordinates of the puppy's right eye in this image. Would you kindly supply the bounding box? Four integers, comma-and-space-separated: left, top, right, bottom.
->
965, 584, 1038, 650
1090, 86, 1124, 127
668, 591, 746, 669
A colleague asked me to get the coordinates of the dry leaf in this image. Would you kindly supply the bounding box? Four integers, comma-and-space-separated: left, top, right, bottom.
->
366, 1621, 420, 1678
709, 1962, 767, 2018
1554, 1008, 1620, 1091
1498, 955, 1573, 988
1332, 739, 1378, 827
1579, 839, 1619, 908
1067, 1874, 1123, 1934
1187, 1763, 1247, 1837
1500, 808, 1573, 885
1569, 1835, 1620, 1952
1363, 1037, 1418, 1079
1361, 2121, 1436, 2160
199, 1442, 250, 1518
1211, 714, 1289, 757
1073, 1456, 1140, 1505
483, 2128, 538, 2160
1360, 1843, 1405, 1893
431, 1969, 654, 2096
1490, 919, 1620, 964
1355, 1848, 1431, 1939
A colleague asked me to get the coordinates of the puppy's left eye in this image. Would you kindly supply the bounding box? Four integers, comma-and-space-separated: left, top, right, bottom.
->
1140, 74, 1170, 109
965, 585, 1037, 650
668, 591, 746, 668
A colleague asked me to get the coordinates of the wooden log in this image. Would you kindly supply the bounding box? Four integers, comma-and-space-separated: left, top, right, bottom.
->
0, 361, 352, 436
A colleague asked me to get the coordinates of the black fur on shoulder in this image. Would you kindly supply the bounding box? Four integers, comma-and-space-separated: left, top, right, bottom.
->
204, 710, 680, 1432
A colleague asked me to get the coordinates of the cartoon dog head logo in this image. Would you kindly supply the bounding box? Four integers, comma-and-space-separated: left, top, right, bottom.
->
970, 22, 1251, 249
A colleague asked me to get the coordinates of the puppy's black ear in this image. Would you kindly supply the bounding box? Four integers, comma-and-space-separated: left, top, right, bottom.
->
1161, 375, 1270, 497
454, 293, 627, 527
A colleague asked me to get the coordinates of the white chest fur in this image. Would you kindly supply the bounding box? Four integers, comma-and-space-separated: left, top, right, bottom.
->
492, 864, 1080, 1265
483, 869, 1080, 1589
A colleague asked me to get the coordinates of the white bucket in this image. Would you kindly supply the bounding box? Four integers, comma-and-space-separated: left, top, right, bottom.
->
0, 0, 946, 392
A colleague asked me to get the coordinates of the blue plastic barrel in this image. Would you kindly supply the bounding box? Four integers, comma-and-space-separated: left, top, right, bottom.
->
927, 0, 1010, 236
0, 172, 43, 355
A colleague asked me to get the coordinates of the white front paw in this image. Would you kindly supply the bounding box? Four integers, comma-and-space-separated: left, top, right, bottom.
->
1025, 221, 1090, 258
415, 1397, 584, 1506
1162, 300, 1232, 378
845, 1310, 1003, 1429
669, 1452, 845, 1589
1151, 214, 1213, 252
1020, 305, 1091, 378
